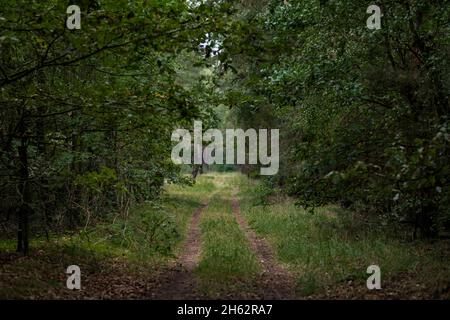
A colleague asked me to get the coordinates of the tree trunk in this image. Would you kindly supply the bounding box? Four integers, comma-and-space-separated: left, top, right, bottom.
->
192, 165, 200, 180
17, 118, 31, 255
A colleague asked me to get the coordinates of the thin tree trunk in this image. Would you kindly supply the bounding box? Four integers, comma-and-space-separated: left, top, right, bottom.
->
17, 118, 31, 255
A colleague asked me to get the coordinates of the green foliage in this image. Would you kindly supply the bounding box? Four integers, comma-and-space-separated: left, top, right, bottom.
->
0, 0, 233, 246
224, 0, 450, 237
74, 166, 118, 194
87, 203, 180, 259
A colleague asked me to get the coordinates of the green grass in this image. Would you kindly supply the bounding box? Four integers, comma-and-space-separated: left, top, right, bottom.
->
0, 239, 114, 299
0, 174, 215, 298
3, 172, 449, 299
1, 175, 215, 258
237, 175, 450, 297
196, 174, 260, 295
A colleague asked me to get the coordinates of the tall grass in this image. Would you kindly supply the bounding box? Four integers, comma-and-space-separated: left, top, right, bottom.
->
237, 176, 450, 296
0, 174, 216, 298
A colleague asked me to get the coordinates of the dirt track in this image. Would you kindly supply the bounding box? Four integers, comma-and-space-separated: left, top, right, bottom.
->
231, 192, 296, 299
150, 202, 208, 300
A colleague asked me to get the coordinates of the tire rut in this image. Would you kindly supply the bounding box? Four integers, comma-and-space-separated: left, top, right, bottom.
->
231, 191, 296, 299
150, 201, 208, 299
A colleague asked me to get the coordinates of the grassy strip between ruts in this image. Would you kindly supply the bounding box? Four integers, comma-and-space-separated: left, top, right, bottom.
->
196, 174, 261, 297
237, 175, 450, 298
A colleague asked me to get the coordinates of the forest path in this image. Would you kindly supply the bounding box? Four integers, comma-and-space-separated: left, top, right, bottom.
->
231, 191, 296, 299
150, 201, 209, 299
149, 173, 296, 299
1, 173, 446, 300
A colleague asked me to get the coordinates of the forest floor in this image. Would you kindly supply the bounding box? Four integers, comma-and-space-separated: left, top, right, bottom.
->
1, 173, 450, 299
